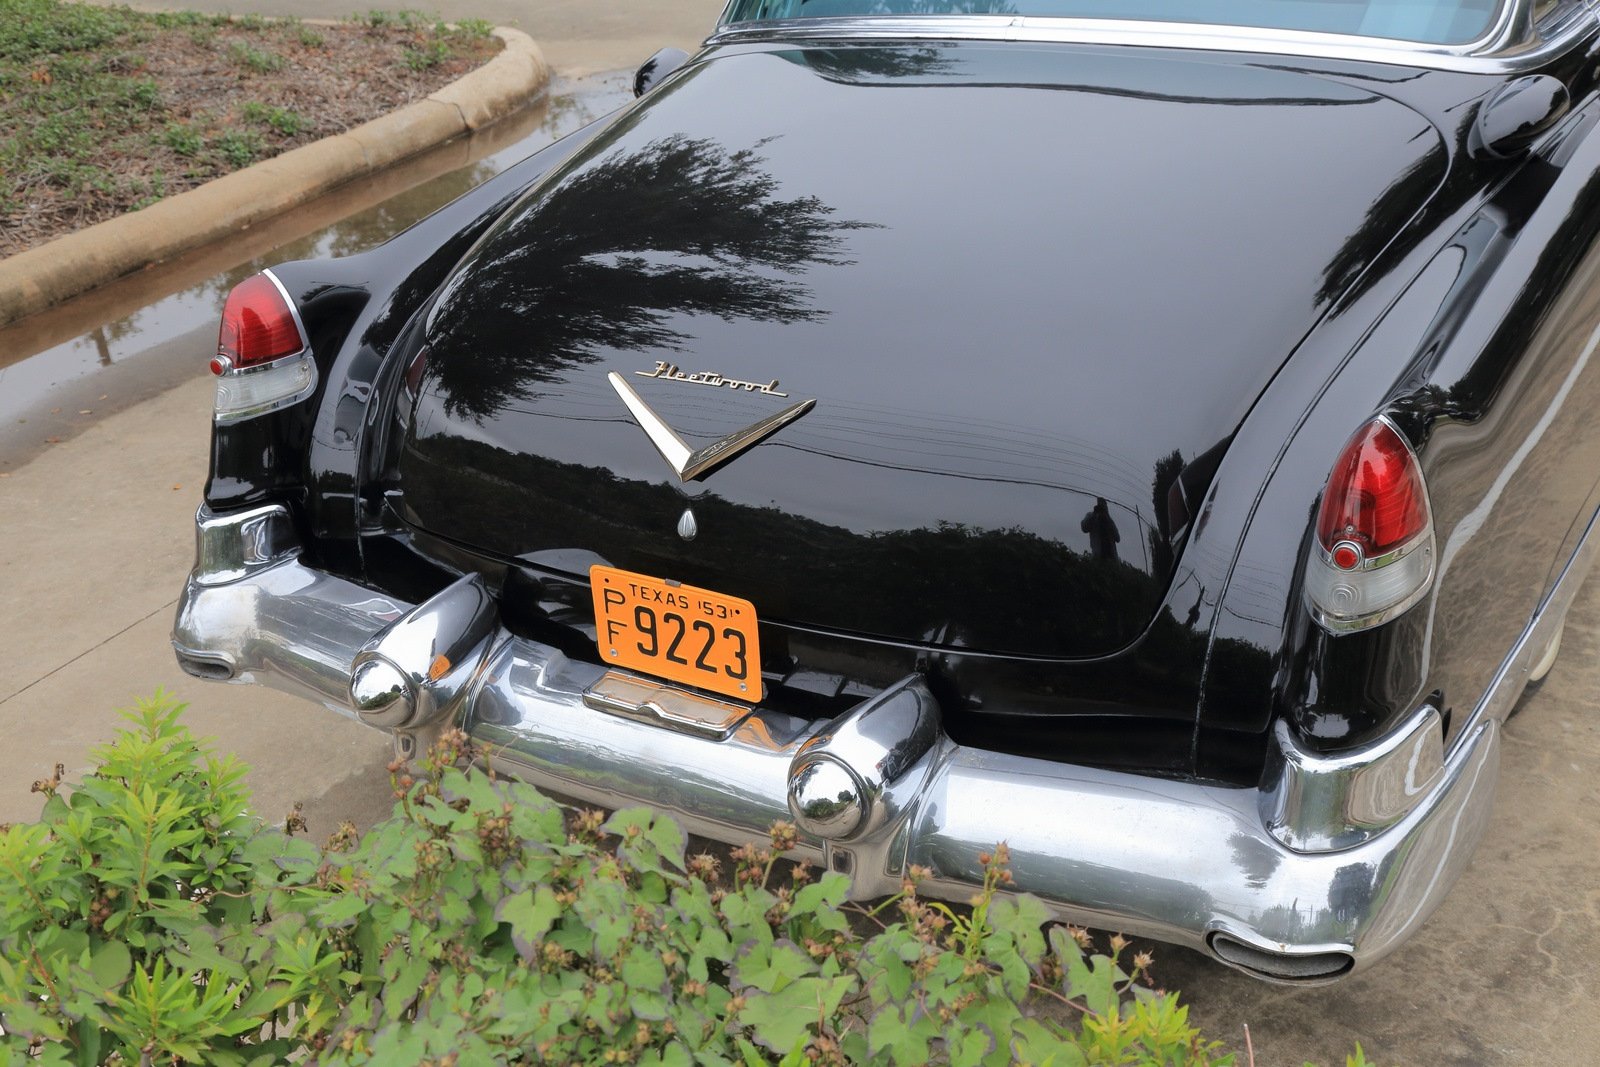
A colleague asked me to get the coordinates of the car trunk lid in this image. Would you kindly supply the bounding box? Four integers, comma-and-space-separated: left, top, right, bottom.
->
395, 41, 1446, 659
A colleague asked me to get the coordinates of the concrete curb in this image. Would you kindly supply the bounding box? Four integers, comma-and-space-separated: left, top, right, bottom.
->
0, 27, 548, 328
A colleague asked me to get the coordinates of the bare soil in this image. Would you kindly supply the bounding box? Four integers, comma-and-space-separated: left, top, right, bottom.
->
1, 9, 501, 257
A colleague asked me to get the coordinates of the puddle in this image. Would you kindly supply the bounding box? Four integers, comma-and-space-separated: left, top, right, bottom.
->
0, 71, 632, 470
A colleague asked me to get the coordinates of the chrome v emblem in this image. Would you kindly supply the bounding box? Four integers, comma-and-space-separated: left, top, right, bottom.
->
607, 371, 815, 483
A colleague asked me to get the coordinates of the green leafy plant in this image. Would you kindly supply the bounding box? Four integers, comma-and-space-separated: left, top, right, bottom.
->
227, 40, 285, 73
451, 17, 494, 38
239, 100, 308, 137
213, 128, 266, 167
0, 0, 128, 61
400, 39, 449, 70
356, 8, 430, 30
0, 696, 1385, 1066
161, 121, 203, 156
0, 693, 312, 1064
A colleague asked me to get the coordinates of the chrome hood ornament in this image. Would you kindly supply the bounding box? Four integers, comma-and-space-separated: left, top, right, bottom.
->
607, 371, 815, 483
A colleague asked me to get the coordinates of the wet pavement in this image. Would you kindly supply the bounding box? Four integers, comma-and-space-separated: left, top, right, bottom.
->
3, 52, 1600, 1067
0, 72, 632, 470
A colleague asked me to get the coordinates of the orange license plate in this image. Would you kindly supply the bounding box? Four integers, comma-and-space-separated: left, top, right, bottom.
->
590, 565, 761, 701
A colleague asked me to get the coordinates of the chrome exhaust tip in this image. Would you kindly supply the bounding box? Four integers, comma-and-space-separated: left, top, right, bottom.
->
1209, 933, 1354, 983
174, 648, 234, 681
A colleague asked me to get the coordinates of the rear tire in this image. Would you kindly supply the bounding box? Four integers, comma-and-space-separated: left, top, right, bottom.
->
1510, 620, 1565, 719
1518, 561, 1589, 713
1528, 622, 1564, 685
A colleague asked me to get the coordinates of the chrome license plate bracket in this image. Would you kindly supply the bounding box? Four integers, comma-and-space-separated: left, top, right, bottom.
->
582, 670, 754, 741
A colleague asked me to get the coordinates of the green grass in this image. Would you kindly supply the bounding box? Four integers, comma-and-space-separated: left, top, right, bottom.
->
0, 35, 163, 209
161, 121, 204, 156
401, 39, 450, 69
1, 1, 501, 240
0, 0, 130, 61
212, 127, 265, 167
227, 39, 284, 72
240, 100, 308, 136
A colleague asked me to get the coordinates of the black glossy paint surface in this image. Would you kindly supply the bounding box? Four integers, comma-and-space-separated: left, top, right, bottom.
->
218, 30, 1600, 778
400, 41, 1446, 660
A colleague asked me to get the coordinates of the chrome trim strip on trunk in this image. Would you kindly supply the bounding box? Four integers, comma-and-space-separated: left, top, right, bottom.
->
174, 502, 1563, 983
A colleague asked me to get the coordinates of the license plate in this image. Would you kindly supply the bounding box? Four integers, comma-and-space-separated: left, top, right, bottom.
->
590, 565, 761, 701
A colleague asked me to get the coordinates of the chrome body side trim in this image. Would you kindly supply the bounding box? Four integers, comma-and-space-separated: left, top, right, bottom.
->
1469, 493, 1600, 728
1259, 704, 1446, 852
705, 0, 1592, 75
170, 503, 1562, 981
191, 503, 300, 588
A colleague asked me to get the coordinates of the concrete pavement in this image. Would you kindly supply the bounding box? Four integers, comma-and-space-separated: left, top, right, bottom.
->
4, 2, 1600, 1063
0, 372, 400, 837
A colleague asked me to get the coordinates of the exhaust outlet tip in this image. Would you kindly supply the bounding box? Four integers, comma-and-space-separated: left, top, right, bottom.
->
1209, 934, 1354, 983
175, 649, 234, 681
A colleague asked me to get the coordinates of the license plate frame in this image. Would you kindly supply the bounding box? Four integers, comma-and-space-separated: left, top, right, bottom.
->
589, 564, 762, 701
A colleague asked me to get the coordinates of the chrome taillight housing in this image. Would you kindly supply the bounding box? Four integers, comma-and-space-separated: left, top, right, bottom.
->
210, 271, 316, 423
1304, 417, 1435, 633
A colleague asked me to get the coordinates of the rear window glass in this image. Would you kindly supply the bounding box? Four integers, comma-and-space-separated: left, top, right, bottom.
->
723, 0, 1504, 46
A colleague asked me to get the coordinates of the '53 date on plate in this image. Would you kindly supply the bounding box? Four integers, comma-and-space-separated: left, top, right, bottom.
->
589, 565, 762, 701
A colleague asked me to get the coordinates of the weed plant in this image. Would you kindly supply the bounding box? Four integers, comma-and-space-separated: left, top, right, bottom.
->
227, 40, 286, 73
0, 696, 1388, 1065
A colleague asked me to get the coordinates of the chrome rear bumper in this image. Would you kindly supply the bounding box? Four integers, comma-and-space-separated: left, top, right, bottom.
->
173, 504, 1503, 983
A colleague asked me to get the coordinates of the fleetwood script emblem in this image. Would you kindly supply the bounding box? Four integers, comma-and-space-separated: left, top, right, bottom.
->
608, 364, 815, 482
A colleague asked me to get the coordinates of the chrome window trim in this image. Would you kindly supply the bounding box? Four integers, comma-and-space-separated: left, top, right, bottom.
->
707, 0, 1596, 74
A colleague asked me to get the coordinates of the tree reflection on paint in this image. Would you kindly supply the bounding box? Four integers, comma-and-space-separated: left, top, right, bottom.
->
422, 134, 876, 421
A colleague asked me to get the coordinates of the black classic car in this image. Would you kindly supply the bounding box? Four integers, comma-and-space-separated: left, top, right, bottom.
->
174, 0, 1600, 983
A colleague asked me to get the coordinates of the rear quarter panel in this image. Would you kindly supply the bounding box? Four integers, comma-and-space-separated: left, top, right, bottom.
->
1201, 94, 1600, 757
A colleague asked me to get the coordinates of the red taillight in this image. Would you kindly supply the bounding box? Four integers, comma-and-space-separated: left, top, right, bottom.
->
1305, 417, 1435, 633
215, 273, 304, 373
1315, 420, 1429, 561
